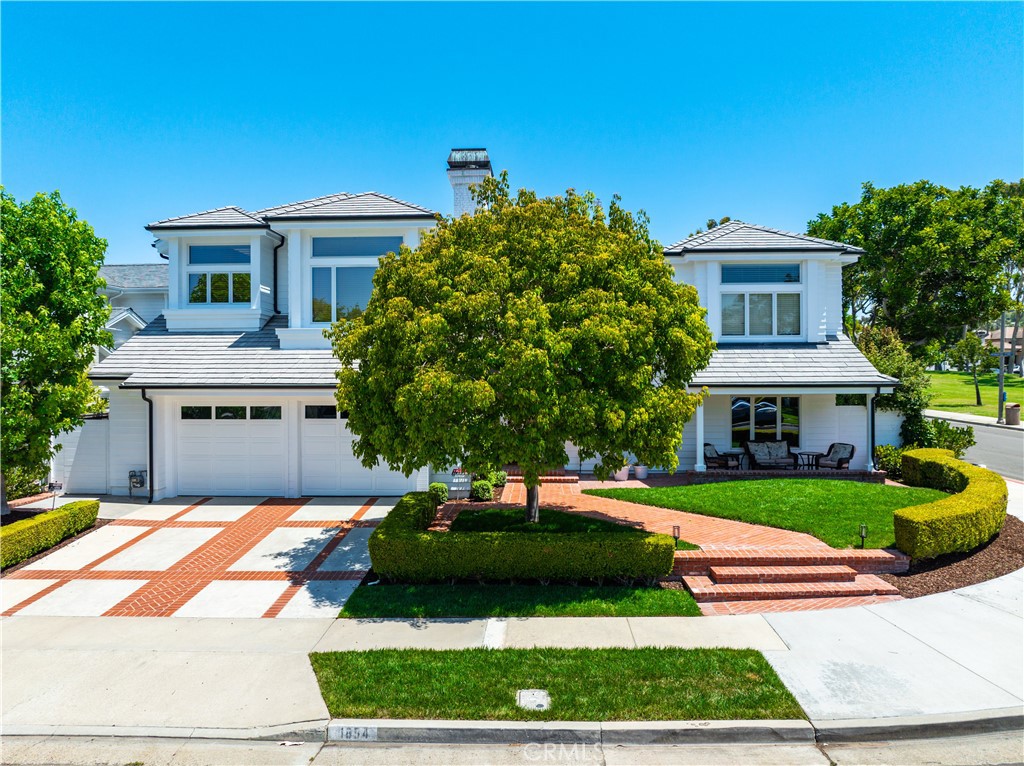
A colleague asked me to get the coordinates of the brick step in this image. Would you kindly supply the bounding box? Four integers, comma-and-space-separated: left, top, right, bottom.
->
709, 564, 857, 584
505, 475, 579, 484
673, 547, 909, 576
682, 574, 900, 603
699, 594, 904, 616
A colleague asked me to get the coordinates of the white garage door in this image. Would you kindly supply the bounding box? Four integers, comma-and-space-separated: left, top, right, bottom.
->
177, 403, 288, 495
301, 404, 416, 495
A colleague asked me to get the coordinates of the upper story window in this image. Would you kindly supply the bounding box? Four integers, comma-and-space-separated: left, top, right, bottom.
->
189, 272, 250, 304
311, 237, 403, 258
311, 266, 375, 322
722, 292, 801, 337
189, 245, 251, 265
721, 263, 800, 284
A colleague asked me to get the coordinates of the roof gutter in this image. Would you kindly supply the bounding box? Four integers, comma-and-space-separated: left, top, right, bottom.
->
269, 229, 285, 315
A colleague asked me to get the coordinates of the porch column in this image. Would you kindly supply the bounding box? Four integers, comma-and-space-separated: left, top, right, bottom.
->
694, 402, 706, 472
865, 392, 876, 472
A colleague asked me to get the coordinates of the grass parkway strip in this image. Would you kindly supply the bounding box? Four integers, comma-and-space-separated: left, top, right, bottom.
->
309, 647, 804, 721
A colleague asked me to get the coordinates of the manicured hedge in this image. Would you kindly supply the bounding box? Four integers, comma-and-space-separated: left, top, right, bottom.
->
894, 449, 1007, 560
368, 492, 675, 583
1, 500, 100, 569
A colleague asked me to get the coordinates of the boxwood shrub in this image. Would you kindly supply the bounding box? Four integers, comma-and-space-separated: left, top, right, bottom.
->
368, 492, 675, 583
1, 500, 100, 569
894, 449, 1007, 560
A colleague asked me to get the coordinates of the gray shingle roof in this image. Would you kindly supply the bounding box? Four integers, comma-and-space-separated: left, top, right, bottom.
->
146, 206, 268, 231
99, 264, 169, 289
692, 336, 897, 388
257, 192, 436, 221
90, 315, 340, 388
664, 221, 865, 255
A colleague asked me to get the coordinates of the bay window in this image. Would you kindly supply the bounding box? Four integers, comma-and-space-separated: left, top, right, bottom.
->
187, 244, 252, 305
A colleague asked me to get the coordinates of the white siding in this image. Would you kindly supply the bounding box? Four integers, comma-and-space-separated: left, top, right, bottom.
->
108, 387, 149, 495
822, 261, 844, 336
876, 410, 904, 447
277, 248, 289, 315
110, 291, 166, 324
52, 419, 109, 493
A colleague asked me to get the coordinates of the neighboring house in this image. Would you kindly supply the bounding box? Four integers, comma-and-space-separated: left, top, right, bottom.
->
59, 149, 898, 499
985, 327, 1024, 373
96, 264, 169, 359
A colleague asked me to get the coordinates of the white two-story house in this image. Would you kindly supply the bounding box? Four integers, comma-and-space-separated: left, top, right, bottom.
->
65, 150, 897, 500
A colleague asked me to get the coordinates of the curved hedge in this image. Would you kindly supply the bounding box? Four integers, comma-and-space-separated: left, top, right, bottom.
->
1, 500, 100, 569
368, 492, 675, 583
894, 449, 1007, 560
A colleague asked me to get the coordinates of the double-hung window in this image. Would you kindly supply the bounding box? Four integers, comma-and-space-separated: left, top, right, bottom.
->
309, 236, 403, 323
720, 263, 801, 338
187, 245, 252, 305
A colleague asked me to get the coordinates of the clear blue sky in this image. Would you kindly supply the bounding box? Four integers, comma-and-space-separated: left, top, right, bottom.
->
3, 2, 1021, 264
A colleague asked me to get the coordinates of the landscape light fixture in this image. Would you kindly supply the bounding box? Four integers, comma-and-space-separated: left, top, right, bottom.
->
672, 525, 681, 542
859, 523, 868, 549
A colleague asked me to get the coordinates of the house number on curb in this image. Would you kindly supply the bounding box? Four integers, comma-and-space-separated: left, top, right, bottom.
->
335, 726, 378, 741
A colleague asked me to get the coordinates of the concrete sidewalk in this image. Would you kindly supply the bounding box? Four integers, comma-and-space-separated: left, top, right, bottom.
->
3, 568, 1022, 736
925, 408, 1024, 431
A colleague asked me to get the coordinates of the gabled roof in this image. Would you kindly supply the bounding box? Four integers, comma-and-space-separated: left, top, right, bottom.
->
691, 336, 896, 388
664, 221, 865, 255
99, 263, 169, 290
146, 206, 268, 231
257, 192, 436, 221
106, 307, 148, 330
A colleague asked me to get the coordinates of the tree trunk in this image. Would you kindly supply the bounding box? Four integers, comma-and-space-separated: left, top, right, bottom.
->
525, 484, 540, 524
973, 367, 982, 406
1, 473, 9, 517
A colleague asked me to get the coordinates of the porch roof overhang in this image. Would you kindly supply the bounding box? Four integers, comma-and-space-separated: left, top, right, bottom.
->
688, 336, 898, 394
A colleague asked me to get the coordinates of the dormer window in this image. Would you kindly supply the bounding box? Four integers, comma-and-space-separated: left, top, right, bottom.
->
187, 245, 252, 305
720, 262, 802, 338
309, 236, 401, 324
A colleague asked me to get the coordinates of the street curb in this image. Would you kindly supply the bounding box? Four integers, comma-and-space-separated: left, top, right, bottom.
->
925, 410, 1024, 432
326, 718, 816, 745
812, 706, 1024, 743
0, 720, 330, 742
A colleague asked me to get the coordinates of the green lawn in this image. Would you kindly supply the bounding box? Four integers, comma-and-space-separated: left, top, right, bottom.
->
928, 370, 1024, 419
339, 582, 701, 618
309, 648, 803, 721
585, 479, 947, 549
451, 506, 699, 549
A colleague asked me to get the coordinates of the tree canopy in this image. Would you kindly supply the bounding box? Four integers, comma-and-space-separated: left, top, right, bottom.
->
807, 180, 1021, 350
329, 174, 714, 518
1, 190, 110, 510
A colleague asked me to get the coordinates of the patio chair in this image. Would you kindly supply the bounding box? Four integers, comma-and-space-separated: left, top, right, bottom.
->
745, 440, 798, 470
817, 443, 855, 470
704, 443, 740, 470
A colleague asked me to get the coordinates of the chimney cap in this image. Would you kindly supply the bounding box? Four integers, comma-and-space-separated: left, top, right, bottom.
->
447, 148, 491, 171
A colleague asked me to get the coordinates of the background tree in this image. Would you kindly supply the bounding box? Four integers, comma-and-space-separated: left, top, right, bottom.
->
949, 333, 993, 406
1, 190, 110, 513
854, 326, 933, 445
807, 180, 1018, 349
329, 173, 714, 522
688, 216, 732, 237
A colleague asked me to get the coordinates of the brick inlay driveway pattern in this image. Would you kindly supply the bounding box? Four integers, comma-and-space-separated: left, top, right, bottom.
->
2, 497, 387, 618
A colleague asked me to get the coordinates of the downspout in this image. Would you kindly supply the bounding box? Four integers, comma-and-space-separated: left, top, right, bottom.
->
870, 386, 879, 473
270, 230, 285, 315
140, 387, 155, 503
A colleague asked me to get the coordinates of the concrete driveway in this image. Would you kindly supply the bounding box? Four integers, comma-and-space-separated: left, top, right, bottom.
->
1, 496, 397, 619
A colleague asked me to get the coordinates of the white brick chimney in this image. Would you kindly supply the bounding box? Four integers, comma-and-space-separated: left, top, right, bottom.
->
447, 148, 492, 217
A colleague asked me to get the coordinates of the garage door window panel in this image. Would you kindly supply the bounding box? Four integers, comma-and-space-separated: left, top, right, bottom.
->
215, 406, 247, 420
250, 406, 282, 420
181, 406, 212, 420
305, 405, 338, 419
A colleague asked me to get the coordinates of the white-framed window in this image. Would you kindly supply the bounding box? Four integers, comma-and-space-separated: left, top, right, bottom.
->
721, 292, 801, 337
720, 262, 802, 338
310, 266, 376, 323
730, 396, 800, 448
188, 272, 251, 304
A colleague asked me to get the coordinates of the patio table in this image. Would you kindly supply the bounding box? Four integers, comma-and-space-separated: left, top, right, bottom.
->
722, 449, 746, 470
797, 451, 824, 469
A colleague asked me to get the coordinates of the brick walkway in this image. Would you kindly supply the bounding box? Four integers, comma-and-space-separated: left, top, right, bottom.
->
2, 497, 386, 619
460, 480, 908, 615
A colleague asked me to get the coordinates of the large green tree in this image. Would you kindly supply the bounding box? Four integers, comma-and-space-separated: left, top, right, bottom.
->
329, 174, 714, 521
1, 190, 110, 513
807, 180, 1018, 349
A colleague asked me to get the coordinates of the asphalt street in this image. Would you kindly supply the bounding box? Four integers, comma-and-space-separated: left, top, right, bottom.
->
925, 416, 1024, 480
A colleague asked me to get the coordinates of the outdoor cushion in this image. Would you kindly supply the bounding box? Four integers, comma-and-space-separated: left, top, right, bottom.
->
766, 441, 790, 460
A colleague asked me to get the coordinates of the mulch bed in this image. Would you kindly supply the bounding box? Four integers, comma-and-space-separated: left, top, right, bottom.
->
879, 515, 1024, 598
0, 516, 111, 575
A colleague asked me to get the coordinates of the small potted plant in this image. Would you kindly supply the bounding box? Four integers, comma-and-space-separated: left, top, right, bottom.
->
612, 463, 631, 481
634, 463, 649, 480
